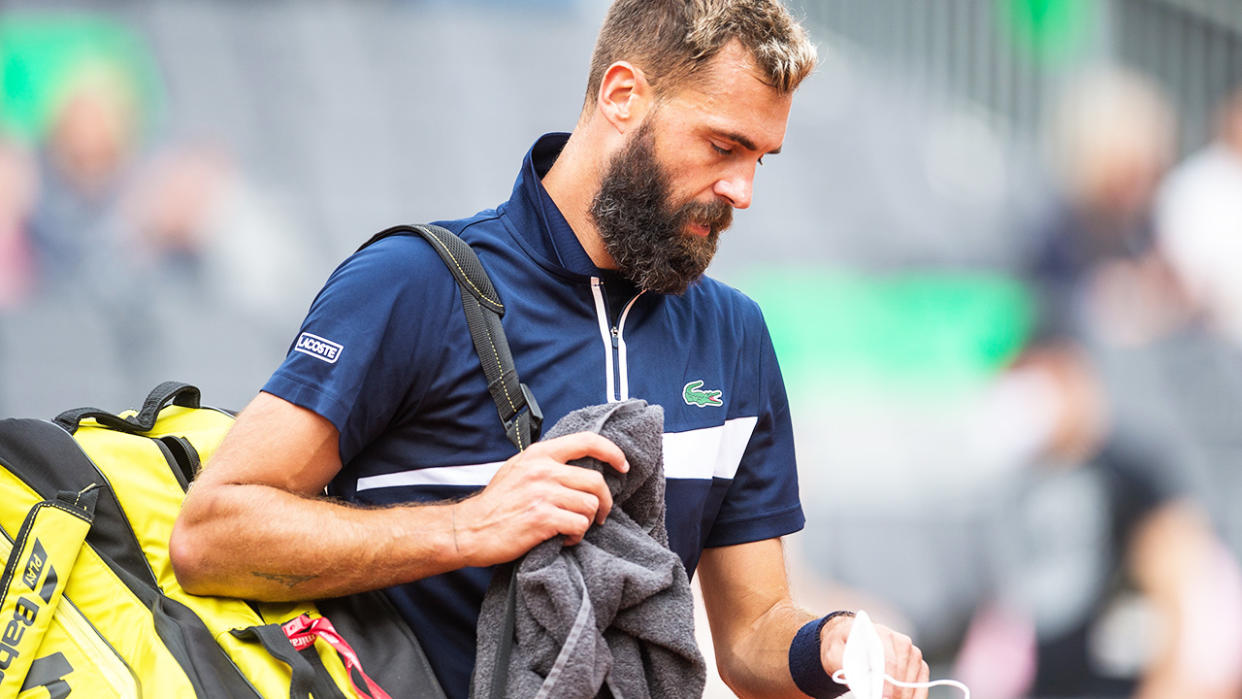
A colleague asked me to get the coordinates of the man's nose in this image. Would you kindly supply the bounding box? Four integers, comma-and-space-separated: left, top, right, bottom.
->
713, 168, 754, 209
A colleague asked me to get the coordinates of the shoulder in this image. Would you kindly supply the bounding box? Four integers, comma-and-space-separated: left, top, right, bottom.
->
681, 274, 768, 330
348, 211, 504, 273
326, 210, 514, 302
314, 231, 472, 320
352, 231, 448, 268
431, 210, 505, 246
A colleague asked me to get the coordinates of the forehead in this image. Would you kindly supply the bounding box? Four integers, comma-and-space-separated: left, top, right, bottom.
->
658, 41, 794, 152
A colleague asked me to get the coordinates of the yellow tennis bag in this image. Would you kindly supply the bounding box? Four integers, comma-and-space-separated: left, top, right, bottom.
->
0, 381, 445, 698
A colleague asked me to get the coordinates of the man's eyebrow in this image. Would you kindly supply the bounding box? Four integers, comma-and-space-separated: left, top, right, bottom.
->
718, 130, 781, 155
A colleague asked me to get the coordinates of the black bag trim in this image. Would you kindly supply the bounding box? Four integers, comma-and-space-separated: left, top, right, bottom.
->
154, 595, 262, 698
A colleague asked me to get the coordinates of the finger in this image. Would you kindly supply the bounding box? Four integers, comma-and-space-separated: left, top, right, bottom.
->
914, 660, 929, 699
487, 496, 594, 555
552, 463, 615, 523
903, 642, 925, 699
534, 432, 629, 473
544, 483, 603, 527
882, 631, 901, 699
819, 616, 850, 677
543, 507, 593, 546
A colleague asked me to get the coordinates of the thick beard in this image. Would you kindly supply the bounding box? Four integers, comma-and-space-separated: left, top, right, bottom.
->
589, 121, 731, 294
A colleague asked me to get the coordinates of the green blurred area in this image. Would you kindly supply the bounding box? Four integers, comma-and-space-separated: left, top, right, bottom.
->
740, 268, 1034, 396
999, 0, 1094, 66
0, 12, 162, 143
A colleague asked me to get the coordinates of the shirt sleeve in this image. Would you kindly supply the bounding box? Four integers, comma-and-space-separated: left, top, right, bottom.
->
704, 309, 805, 547
262, 235, 457, 463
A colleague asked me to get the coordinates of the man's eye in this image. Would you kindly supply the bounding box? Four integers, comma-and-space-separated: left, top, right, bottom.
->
711, 143, 731, 156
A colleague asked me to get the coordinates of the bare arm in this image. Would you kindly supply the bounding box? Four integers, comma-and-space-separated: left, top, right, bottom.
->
697, 539, 928, 699
170, 391, 627, 600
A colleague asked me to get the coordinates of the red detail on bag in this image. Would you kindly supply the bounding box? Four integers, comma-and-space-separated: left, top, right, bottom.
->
282, 614, 394, 699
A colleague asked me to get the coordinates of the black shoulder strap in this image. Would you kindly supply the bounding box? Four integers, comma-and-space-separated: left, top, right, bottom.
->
359, 224, 542, 451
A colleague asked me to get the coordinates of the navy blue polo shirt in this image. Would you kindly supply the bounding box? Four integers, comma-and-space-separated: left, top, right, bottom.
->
264, 133, 803, 697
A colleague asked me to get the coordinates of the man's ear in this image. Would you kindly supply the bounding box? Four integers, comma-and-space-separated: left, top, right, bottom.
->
596, 61, 653, 134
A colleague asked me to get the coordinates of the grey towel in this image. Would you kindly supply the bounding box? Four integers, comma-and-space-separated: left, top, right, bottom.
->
471, 400, 706, 699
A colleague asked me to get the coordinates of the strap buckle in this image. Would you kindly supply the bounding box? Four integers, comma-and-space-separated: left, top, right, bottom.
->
503, 383, 542, 448
519, 383, 542, 443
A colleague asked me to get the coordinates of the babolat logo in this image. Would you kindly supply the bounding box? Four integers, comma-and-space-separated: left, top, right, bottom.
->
683, 380, 723, 408
0, 540, 59, 685
294, 332, 343, 364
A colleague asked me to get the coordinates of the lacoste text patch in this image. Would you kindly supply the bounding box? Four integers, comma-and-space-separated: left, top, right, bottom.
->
294, 332, 343, 364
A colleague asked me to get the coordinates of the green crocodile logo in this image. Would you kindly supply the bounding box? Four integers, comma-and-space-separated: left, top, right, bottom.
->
683, 380, 723, 408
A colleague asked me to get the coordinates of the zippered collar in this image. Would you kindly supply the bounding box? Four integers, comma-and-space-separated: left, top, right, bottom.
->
502, 132, 632, 285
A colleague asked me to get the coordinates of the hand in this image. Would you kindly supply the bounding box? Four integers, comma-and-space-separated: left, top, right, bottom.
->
821, 615, 930, 699
451, 432, 628, 566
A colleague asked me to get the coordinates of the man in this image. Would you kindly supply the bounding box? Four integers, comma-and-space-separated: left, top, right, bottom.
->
171, 1, 930, 697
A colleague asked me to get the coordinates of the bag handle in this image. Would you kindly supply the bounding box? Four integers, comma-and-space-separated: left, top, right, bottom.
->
0, 487, 98, 697
53, 381, 201, 435
231, 623, 338, 699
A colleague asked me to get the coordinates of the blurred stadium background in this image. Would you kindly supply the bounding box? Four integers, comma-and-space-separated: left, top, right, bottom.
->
3, 1, 1242, 696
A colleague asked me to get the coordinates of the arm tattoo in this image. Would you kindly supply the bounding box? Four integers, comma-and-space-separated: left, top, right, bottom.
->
250, 571, 319, 588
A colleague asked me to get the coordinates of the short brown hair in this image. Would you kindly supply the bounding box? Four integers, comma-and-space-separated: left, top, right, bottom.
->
585, 0, 817, 105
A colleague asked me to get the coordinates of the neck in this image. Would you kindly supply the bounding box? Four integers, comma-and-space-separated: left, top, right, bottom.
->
541, 128, 617, 270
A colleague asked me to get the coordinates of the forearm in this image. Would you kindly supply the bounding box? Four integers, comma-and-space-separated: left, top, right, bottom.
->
698, 540, 820, 697
170, 393, 628, 602
171, 481, 463, 600
711, 598, 819, 697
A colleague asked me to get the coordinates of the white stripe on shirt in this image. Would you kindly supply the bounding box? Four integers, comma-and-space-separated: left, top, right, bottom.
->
662, 417, 758, 480
353, 417, 758, 492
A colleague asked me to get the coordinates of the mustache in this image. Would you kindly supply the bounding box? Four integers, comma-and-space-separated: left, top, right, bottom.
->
676, 199, 733, 234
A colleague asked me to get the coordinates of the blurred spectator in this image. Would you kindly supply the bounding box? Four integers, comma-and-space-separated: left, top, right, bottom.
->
5, 57, 160, 414
1156, 87, 1242, 347
1, 27, 312, 416
27, 58, 144, 292
119, 140, 319, 406
956, 67, 1242, 699
124, 143, 313, 328
1033, 66, 1189, 348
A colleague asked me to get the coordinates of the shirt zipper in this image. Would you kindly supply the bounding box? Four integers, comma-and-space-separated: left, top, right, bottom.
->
614, 291, 644, 401
590, 277, 645, 403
